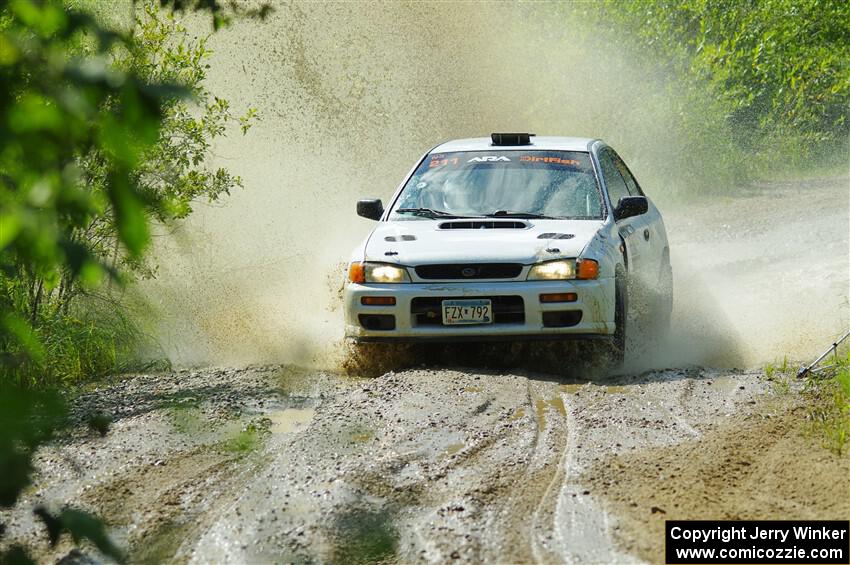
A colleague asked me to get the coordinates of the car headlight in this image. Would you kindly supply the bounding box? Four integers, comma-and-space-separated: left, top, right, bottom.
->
526, 259, 599, 280
527, 260, 576, 280
348, 262, 410, 283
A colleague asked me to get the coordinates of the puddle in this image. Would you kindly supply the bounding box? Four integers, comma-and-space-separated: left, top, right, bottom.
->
599, 384, 633, 394
558, 383, 634, 395
548, 396, 566, 416
463, 386, 482, 393
445, 443, 465, 456
268, 407, 315, 434
167, 406, 204, 434
348, 425, 374, 443
134, 518, 194, 564
536, 399, 548, 432
709, 375, 740, 392
532, 397, 568, 432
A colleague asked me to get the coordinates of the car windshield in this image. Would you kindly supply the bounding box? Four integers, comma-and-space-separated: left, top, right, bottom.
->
389, 150, 602, 220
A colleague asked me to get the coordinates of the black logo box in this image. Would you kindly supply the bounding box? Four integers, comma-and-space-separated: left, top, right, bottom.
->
666, 520, 849, 564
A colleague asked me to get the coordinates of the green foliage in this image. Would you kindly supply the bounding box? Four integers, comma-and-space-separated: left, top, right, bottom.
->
0, 0, 177, 384
0, 387, 66, 507
0, 0, 267, 561
1, 1, 257, 387
805, 352, 850, 455
590, 0, 850, 181
764, 362, 775, 381
0, 545, 35, 565
9, 295, 156, 386
764, 356, 794, 394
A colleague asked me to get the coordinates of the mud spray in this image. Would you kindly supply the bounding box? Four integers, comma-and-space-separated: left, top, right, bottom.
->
140, 3, 849, 372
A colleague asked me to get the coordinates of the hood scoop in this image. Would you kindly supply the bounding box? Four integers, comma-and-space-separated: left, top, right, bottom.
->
537, 232, 575, 240
438, 220, 528, 230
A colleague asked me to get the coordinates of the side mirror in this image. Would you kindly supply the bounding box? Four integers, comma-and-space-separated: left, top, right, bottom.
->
614, 196, 648, 221
357, 198, 384, 221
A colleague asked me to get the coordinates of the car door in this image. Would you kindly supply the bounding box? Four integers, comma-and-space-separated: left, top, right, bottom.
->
597, 147, 649, 278
609, 149, 665, 279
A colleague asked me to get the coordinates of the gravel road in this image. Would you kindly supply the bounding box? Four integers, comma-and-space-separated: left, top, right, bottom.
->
1, 178, 847, 564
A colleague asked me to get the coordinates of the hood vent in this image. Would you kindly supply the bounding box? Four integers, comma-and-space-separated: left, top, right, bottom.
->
438, 220, 528, 230
537, 232, 575, 240
384, 235, 416, 242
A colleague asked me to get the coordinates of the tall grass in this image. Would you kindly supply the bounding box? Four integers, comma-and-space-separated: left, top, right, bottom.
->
804, 352, 850, 455
4, 295, 165, 388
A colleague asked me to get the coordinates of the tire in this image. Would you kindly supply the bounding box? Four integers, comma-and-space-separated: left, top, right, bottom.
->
598, 271, 627, 369
342, 341, 416, 377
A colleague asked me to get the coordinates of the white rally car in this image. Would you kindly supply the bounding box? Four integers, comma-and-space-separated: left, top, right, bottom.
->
344, 133, 672, 363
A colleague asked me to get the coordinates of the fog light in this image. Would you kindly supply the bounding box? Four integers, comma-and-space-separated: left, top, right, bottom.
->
361, 296, 396, 306
540, 292, 578, 303
358, 314, 396, 330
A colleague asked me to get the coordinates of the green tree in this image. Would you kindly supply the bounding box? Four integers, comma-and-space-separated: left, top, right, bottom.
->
591, 0, 850, 175
0, 0, 267, 560
1, 1, 256, 387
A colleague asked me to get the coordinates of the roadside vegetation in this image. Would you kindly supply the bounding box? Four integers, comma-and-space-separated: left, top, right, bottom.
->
804, 353, 850, 455
584, 0, 850, 191
0, 0, 268, 561
765, 351, 850, 455
1, 2, 256, 389
593, 0, 849, 455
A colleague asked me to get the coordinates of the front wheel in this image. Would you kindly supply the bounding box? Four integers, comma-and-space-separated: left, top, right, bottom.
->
597, 272, 627, 370
342, 341, 417, 377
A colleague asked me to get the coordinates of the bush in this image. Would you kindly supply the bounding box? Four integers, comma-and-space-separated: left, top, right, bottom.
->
588, 0, 850, 181
0, 1, 268, 561
0, 1, 256, 388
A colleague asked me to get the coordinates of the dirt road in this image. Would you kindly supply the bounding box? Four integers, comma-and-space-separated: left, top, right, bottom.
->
5, 366, 846, 564
1, 178, 848, 563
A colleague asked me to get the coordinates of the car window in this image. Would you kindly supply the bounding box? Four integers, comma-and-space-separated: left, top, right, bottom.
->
390, 150, 603, 220
611, 151, 643, 196
598, 149, 630, 209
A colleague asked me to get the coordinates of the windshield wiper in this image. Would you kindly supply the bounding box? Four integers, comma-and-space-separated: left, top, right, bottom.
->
395, 208, 476, 219
485, 210, 561, 219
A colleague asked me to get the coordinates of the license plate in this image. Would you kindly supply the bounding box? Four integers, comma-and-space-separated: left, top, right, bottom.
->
442, 299, 493, 325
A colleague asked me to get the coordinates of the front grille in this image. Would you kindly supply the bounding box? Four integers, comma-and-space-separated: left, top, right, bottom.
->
415, 263, 523, 280
411, 296, 525, 326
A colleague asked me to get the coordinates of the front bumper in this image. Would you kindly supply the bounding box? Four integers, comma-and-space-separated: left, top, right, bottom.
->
344, 278, 615, 342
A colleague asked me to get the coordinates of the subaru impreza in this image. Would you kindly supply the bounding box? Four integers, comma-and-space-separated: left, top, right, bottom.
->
344, 133, 672, 364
